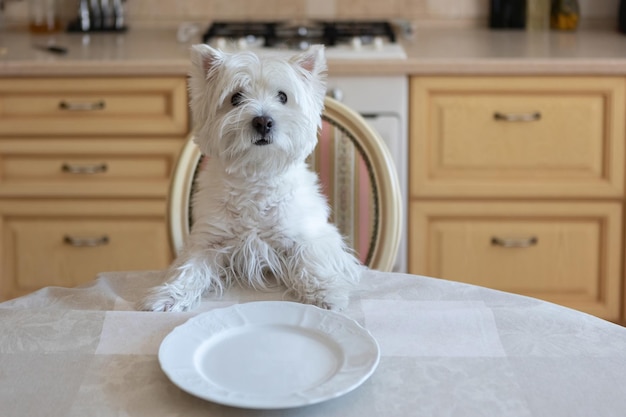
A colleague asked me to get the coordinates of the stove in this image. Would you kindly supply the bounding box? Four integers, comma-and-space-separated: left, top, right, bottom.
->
202, 20, 406, 59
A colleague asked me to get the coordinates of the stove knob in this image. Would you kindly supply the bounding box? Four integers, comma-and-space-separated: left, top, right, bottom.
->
351, 36, 362, 50
373, 36, 384, 50
237, 37, 248, 50
216, 37, 227, 50
327, 87, 344, 102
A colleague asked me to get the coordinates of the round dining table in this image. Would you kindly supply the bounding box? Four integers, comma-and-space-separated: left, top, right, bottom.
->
1, 269, 626, 417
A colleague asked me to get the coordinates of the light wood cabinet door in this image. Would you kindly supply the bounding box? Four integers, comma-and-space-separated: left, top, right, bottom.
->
0, 200, 171, 300
0, 75, 190, 301
409, 201, 622, 321
410, 77, 625, 198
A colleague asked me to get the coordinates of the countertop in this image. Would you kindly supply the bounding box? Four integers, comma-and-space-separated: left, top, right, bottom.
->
1, 26, 626, 76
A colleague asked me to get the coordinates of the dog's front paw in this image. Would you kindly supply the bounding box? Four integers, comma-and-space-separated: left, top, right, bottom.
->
287, 286, 350, 311
137, 285, 201, 312
137, 292, 177, 312
314, 291, 350, 311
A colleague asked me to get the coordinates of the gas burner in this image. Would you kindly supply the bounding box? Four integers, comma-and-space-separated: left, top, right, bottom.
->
204, 20, 396, 48
270, 21, 325, 49
204, 22, 278, 47
202, 20, 406, 59
323, 21, 396, 45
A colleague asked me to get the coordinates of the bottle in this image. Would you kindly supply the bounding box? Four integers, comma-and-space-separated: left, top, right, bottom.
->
113, 0, 125, 30
100, 0, 114, 30
78, 0, 90, 31
28, 0, 61, 33
489, 0, 527, 29
551, 0, 580, 30
620, 0, 626, 34
526, 0, 550, 30
89, 0, 102, 30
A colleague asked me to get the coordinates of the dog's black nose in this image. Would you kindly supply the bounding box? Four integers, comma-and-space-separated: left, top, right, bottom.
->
252, 116, 273, 135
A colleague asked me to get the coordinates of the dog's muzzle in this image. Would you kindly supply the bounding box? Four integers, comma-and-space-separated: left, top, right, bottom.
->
252, 115, 273, 145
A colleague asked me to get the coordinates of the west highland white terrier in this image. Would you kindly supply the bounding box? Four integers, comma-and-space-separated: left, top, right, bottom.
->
139, 44, 363, 312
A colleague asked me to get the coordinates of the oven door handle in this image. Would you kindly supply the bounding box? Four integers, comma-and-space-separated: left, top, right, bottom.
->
360, 111, 399, 120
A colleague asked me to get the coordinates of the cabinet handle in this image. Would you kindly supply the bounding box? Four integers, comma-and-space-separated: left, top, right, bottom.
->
493, 111, 541, 122
63, 235, 110, 247
58, 100, 106, 111
61, 163, 108, 175
491, 236, 538, 248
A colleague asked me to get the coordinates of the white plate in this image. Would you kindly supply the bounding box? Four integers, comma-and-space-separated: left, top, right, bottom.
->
159, 301, 380, 409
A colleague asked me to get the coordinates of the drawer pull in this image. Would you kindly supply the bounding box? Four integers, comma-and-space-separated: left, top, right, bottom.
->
58, 100, 106, 111
491, 236, 538, 248
493, 112, 541, 122
61, 163, 108, 175
63, 235, 110, 247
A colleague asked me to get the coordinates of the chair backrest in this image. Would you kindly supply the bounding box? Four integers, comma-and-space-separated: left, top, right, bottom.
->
167, 97, 402, 271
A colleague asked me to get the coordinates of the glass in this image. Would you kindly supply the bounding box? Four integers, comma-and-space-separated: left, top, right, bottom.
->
29, 0, 61, 33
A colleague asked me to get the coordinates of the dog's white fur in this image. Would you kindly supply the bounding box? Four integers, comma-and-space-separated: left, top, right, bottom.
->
138, 44, 363, 312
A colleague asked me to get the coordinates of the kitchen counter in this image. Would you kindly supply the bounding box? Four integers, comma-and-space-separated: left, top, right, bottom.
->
0, 28, 192, 76
1, 27, 626, 76
401, 27, 626, 75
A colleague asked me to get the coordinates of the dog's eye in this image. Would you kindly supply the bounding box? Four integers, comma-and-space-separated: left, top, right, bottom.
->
277, 91, 288, 104
231, 92, 244, 107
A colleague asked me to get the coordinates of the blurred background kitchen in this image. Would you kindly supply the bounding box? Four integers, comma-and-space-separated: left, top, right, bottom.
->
3, 0, 626, 326
0, 0, 620, 30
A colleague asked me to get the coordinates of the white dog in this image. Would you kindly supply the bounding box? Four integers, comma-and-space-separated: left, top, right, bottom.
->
138, 44, 363, 312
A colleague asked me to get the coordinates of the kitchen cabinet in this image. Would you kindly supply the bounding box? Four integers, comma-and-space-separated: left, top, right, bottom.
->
0, 77, 189, 301
408, 76, 625, 322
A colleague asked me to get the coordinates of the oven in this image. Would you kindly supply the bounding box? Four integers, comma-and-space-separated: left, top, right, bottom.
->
202, 21, 408, 272
325, 76, 408, 273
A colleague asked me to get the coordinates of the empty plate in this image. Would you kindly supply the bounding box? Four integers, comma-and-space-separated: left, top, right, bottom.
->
158, 301, 380, 409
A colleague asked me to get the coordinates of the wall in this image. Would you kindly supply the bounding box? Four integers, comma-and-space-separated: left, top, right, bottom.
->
1, 0, 620, 29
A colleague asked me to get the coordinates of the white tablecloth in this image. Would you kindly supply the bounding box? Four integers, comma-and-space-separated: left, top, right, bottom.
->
2, 269, 626, 417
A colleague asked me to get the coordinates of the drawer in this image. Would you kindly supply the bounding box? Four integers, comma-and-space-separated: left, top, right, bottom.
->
410, 77, 625, 198
0, 201, 171, 300
0, 139, 182, 197
409, 201, 622, 320
0, 77, 188, 136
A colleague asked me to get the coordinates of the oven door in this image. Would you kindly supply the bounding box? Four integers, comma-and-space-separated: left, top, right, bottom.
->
361, 113, 402, 178
360, 113, 406, 273
326, 76, 408, 273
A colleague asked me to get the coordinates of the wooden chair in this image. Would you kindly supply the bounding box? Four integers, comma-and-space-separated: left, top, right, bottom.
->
167, 97, 402, 271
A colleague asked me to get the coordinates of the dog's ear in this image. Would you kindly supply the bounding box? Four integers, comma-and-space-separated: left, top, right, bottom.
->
292, 44, 327, 76
190, 44, 224, 77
